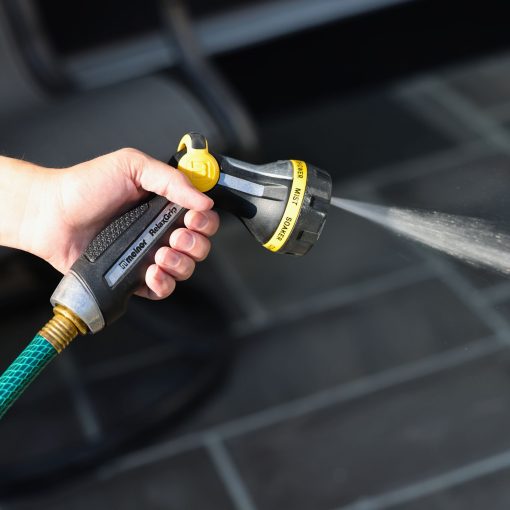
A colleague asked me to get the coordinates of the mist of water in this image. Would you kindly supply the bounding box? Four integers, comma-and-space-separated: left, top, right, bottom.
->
331, 197, 510, 275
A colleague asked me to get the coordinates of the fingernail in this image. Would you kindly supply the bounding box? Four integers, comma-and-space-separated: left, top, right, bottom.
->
194, 213, 208, 229
180, 231, 194, 250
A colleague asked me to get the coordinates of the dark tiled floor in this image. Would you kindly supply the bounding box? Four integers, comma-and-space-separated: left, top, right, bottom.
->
226, 352, 510, 510
214, 205, 419, 310
10, 450, 236, 510
389, 467, 510, 510
71, 278, 230, 370
0, 380, 83, 466
3, 51, 510, 510
177, 279, 491, 433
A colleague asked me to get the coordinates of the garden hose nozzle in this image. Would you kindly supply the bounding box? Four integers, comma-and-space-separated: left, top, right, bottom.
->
51, 132, 332, 333
0, 132, 331, 419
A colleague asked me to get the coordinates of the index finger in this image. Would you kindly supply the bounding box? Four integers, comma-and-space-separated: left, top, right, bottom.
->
126, 150, 214, 211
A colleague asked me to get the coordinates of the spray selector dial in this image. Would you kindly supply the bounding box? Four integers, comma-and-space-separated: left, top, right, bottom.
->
176, 133, 220, 192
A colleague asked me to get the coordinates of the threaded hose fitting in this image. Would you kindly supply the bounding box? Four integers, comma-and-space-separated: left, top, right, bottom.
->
39, 305, 87, 353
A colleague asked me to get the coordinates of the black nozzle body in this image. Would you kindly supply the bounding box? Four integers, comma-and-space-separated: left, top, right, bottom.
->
172, 151, 331, 256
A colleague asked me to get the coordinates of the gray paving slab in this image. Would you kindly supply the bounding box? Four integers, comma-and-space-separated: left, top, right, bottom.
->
225, 351, 510, 510
9, 449, 236, 510
176, 279, 491, 434
214, 203, 420, 310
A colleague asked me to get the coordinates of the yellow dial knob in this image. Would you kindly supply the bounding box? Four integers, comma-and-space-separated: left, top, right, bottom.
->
176, 133, 220, 192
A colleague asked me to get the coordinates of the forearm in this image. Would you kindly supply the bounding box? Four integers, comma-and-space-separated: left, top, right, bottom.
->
0, 156, 57, 256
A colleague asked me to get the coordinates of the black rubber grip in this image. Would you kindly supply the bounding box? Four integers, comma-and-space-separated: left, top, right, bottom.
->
84, 203, 149, 262
70, 194, 186, 325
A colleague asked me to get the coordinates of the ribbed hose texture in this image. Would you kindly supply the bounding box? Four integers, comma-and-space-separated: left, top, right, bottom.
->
0, 334, 57, 419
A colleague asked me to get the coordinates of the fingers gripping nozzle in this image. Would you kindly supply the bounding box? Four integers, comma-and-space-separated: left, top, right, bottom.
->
52, 133, 332, 334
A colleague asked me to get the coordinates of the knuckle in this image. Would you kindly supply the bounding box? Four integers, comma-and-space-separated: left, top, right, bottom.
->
163, 171, 190, 201
168, 168, 188, 188
118, 147, 144, 159
115, 147, 147, 171
175, 169, 191, 186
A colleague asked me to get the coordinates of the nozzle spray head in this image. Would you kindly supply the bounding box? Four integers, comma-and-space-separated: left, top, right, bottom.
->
172, 134, 332, 256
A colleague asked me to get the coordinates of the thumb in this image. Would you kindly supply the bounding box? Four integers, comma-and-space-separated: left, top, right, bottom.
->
125, 149, 214, 211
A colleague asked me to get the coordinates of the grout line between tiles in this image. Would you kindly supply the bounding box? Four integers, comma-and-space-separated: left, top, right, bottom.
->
209, 337, 501, 439
422, 254, 510, 343
98, 335, 502, 478
96, 434, 205, 480
333, 447, 510, 510
393, 85, 480, 144
482, 281, 510, 305
233, 264, 433, 338
340, 141, 492, 195
205, 434, 259, 510
415, 76, 510, 154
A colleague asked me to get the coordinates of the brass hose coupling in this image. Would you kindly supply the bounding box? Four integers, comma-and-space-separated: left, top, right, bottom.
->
39, 305, 88, 353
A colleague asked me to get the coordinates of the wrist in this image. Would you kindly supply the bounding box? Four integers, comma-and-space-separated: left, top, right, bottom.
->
0, 156, 59, 258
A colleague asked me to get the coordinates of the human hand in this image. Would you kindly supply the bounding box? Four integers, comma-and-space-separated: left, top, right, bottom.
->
0, 149, 219, 300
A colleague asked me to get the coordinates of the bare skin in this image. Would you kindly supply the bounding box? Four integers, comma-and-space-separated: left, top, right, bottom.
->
0, 148, 220, 300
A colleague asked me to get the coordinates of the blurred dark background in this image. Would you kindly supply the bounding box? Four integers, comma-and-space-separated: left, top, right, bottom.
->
2, 0, 510, 508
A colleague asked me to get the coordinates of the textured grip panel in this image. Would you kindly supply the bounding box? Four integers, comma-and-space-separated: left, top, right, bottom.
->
0, 335, 57, 419
84, 203, 149, 262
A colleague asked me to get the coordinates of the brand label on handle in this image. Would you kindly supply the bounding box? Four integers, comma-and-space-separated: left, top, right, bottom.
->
263, 160, 307, 252
105, 203, 183, 287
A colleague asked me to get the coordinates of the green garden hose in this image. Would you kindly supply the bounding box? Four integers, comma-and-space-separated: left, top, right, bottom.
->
0, 335, 57, 419
0, 306, 86, 419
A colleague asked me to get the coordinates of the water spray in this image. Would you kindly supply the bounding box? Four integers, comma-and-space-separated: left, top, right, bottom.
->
0, 132, 332, 419
331, 197, 510, 275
